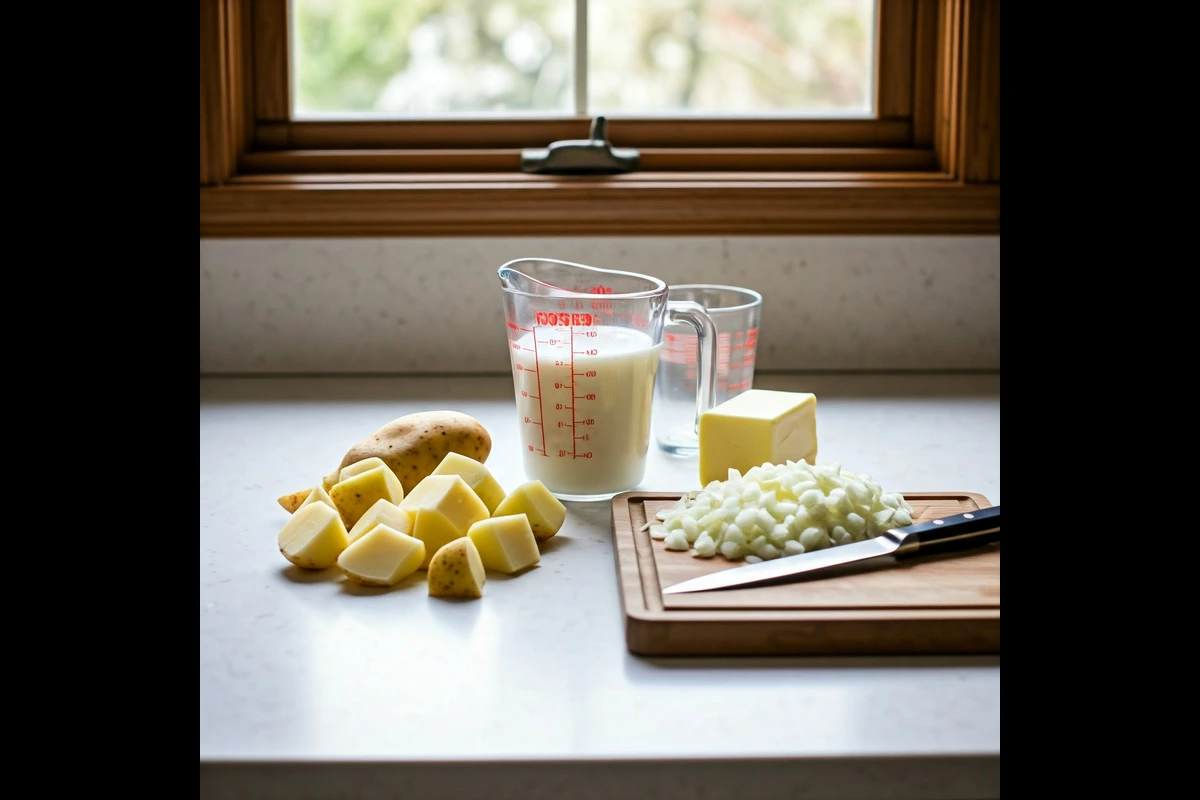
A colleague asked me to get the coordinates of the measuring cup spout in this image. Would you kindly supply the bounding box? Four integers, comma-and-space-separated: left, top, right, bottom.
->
498, 258, 666, 298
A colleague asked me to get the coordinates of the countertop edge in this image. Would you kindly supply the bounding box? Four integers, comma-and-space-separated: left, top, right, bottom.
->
201, 754, 1001, 800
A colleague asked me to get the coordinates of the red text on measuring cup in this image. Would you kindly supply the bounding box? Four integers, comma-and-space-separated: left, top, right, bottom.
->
534, 311, 595, 326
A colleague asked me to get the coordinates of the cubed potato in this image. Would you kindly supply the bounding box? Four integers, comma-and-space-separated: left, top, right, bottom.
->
468, 514, 540, 574
398, 475, 490, 568
338, 457, 390, 483
297, 484, 337, 512
278, 501, 349, 569
330, 464, 405, 529
430, 452, 507, 514
346, 497, 412, 544
492, 480, 566, 541
337, 524, 426, 586
321, 467, 341, 491
427, 537, 486, 599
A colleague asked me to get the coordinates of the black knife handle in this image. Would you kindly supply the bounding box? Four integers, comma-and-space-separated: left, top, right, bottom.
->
894, 504, 1000, 557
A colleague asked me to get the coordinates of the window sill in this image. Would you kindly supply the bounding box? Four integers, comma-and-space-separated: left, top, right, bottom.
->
199, 171, 1000, 237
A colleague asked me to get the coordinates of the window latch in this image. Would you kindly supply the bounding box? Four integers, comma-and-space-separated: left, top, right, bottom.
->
521, 116, 640, 175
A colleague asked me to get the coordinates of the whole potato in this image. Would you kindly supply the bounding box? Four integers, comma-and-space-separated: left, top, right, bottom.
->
338, 411, 492, 496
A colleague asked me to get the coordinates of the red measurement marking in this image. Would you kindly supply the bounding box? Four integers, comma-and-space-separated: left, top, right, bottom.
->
532, 329, 547, 456
570, 325, 577, 458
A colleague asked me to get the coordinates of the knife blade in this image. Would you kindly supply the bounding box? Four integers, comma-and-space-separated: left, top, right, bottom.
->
660, 504, 1000, 595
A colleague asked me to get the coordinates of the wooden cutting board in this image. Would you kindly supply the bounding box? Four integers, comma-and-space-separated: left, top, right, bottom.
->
611, 491, 999, 657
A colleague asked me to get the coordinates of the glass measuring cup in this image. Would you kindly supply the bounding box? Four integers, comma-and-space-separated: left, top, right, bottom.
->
655, 285, 763, 456
499, 258, 717, 501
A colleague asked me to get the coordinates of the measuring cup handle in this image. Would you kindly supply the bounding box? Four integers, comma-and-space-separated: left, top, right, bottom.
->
666, 300, 718, 435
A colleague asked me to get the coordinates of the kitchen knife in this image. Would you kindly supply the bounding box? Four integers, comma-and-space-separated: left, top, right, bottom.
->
661, 505, 1000, 595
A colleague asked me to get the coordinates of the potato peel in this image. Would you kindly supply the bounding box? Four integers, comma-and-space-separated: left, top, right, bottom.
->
277, 488, 314, 513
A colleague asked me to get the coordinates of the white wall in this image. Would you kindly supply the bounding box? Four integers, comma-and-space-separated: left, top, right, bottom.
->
200, 236, 999, 374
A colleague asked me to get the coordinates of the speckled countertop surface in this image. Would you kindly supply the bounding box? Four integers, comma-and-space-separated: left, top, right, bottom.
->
199, 372, 1001, 800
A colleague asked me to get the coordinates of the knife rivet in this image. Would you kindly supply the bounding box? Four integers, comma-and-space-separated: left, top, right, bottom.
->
963, 513, 974, 519
933, 519, 944, 524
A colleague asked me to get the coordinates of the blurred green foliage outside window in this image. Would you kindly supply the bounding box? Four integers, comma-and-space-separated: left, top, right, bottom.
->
293, 0, 875, 117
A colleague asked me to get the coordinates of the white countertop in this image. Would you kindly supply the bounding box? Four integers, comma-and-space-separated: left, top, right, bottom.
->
199, 373, 1001, 800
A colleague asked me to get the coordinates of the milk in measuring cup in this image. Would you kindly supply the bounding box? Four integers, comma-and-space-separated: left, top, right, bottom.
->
510, 325, 660, 497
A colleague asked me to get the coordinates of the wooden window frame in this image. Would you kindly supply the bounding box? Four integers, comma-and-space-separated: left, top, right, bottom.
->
200, 0, 999, 236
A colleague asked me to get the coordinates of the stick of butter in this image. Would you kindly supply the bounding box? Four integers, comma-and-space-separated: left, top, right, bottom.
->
698, 389, 818, 486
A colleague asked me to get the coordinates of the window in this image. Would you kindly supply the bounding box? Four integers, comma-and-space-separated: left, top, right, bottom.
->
199, 0, 999, 236
290, 1, 877, 117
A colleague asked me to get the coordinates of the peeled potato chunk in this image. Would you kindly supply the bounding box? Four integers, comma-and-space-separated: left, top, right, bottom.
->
346, 497, 412, 544
427, 537, 486, 599
338, 457, 390, 483
330, 464, 405, 529
468, 514, 540, 574
337, 524, 426, 586
321, 467, 341, 491
297, 484, 337, 512
398, 475, 490, 568
430, 452, 507, 514
492, 480, 567, 541
278, 502, 349, 569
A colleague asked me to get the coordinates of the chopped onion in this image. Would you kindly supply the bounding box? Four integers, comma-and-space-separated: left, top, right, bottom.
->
657, 460, 914, 564
664, 530, 690, 551
692, 532, 717, 558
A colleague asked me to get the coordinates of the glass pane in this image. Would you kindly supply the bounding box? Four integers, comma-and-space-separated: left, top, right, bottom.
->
588, 0, 876, 115
292, 0, 573, 117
